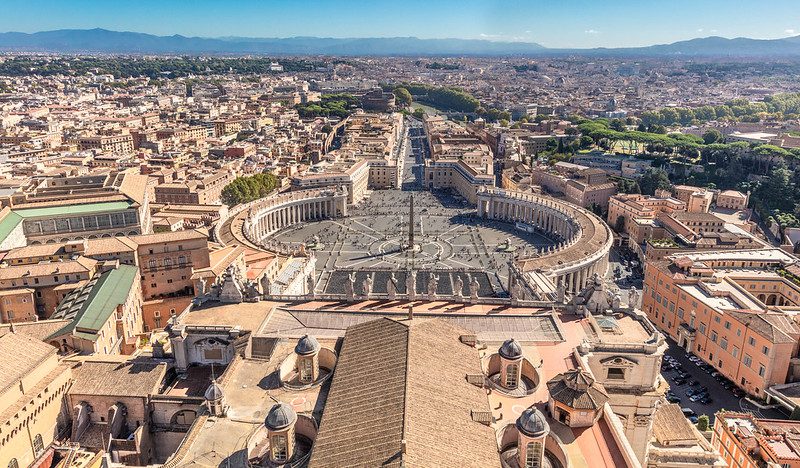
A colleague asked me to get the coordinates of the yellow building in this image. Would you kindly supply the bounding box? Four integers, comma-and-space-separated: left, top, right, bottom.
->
0, 331, 74, 468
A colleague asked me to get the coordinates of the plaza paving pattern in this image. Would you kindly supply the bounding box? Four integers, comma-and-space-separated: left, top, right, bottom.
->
267, 189, 558, 296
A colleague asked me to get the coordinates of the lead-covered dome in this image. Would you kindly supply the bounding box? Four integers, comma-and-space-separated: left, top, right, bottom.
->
295, 335, 321, 356
516, 406, 549, 438
204, 380, 224, 401
499, 338, 523, 360
265, 402, 297, 430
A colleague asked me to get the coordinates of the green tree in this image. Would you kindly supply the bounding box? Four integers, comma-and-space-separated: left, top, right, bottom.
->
639, 168, 672, 195
393, 87, 413, 106
696, 415, 709, 432
221, 173, 280, 206
702, 129, 723, 144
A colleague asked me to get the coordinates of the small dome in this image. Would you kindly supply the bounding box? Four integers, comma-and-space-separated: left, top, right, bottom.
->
516, 406, 549, 438
295, 335, 321, 356
265, 402, 297, 431
499, 338, 523, 360
204, 380, 224, 401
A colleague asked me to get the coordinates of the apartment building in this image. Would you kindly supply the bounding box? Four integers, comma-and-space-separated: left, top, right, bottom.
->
78, 134, 135, 154
154, 171, 235, 205
607, 193, 686, 241
47, 263, 143, 355
712, 412, 800, 468
642, 249, 800, 398
531, 162, 617, 210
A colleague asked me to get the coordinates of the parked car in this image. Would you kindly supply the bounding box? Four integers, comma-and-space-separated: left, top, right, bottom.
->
699, 395, 713, 405
667, 395, 682, 404
681, 408, 696, 417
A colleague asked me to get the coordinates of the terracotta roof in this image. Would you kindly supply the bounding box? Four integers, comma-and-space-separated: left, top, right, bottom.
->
546, 369, 609, 410
0, 256, 97, 280
69, 358, 167, 398
309, 318, 500, 468
653, 403, 697, 445
0, 319, 71, 341
727, 311, 797, 344
129, 228, 208, 245
0, 332, 57, 393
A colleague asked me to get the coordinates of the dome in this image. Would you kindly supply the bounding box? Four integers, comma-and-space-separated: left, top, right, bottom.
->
516, 406, 549, 438
265, 402, 297, 431
295, 334, 321, 356
499, 338, 523, 360
204, 380, 224, 401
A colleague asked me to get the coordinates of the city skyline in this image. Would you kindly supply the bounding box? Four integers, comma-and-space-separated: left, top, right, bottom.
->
1, 0, 799, 49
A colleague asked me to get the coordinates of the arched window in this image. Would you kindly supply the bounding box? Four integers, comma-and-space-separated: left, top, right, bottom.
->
33, 433, 44, 456
505, 363, 518, 388
525, 441, 542, 468
300, 358, 313, 383
271, 434, 287, 462
164, 258, 173, 268
8, 459, 19, 468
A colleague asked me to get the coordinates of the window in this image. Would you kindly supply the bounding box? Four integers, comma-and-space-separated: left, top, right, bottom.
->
711, 331, 717, 343
272, 434, 288, 462
607, 368, 626, 380
505, 363, 519, 388
301, 358, 314, 383
148, 259, 157, 270
724, 321, 731, 330
759, 365, 766, 377
720, 338, 728, 350
762, 346, 770, 356
744, 354, 752, 367
33, 433, 44, 456
699, 323, 706, 334
714, 316, 721, 323
677, 307, 684, 318
526, 441, 542, 468
748, 337, 756, 346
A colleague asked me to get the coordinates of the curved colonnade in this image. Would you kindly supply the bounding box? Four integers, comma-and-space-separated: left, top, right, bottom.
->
477, 188, 612, 295
240, 187, 349, 248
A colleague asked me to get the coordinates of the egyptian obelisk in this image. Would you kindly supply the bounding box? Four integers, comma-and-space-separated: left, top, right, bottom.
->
408, 193, 415, 249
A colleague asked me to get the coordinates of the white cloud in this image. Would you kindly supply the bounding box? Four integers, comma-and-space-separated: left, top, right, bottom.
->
697, 28, 704, 33
584, 29, 599, 35
786, 29, 796, 35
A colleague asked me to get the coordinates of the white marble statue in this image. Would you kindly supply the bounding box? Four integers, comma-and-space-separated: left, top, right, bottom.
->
346, 272, 356, 301
407, 270, 417, 300
427, 274, 439, 299
469, 274, 480, 300
387, 273, 398, 300
453, 275, 464, 299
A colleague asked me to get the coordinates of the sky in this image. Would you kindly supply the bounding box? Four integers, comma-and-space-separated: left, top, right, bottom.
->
1, 0, 799, 49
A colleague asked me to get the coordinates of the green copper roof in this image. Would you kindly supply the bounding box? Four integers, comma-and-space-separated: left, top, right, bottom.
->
48, 264, 138, 342
0, 200, 134, 245
15, 201, 134, 219
0, 211, 23, 245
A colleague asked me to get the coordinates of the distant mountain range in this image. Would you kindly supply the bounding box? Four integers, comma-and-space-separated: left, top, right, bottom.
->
1, 28, 800, 57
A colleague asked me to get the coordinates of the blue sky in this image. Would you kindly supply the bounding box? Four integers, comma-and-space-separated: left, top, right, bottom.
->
2, 0, 799, 48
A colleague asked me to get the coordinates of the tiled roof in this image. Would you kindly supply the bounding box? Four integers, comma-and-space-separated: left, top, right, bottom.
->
0, 332, 56, 393
546, 369, 609, 410
308, 318, 500, 468
653, 403, 697, 445
69, 358, 166, 398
